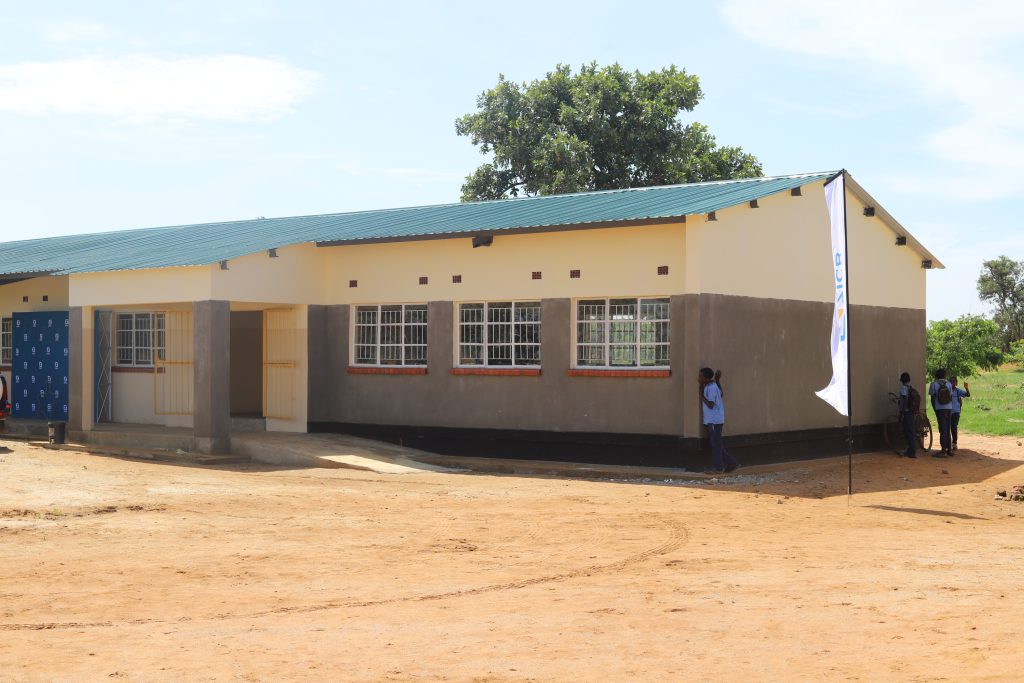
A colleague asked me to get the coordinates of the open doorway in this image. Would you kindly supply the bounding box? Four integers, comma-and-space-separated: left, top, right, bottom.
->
230, 311, 263, 425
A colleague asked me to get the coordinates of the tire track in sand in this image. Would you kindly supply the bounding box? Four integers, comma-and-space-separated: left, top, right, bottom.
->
0, 514, 688, 631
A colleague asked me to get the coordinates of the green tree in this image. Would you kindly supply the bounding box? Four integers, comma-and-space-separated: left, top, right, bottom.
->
455, 63, 762, 201
977, 255, 1024, 346
926, 315, 1004, 380
1006, 339, 1024, 367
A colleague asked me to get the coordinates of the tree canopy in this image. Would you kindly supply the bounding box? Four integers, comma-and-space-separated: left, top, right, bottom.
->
455, 63, 763, 201
977, 255, 1024, 347
925, 315, 1004, 380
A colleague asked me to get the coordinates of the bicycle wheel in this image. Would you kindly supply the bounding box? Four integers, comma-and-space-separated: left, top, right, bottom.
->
883, 416, 906, 454
915, 414, 933, 452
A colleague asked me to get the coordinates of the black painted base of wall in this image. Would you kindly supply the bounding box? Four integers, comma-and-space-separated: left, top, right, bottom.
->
308, 422, 888, 471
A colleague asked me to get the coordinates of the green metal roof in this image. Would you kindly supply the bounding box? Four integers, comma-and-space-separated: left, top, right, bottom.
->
0, 172, 840, 277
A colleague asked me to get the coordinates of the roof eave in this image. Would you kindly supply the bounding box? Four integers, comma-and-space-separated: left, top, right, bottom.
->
844, 173, 945, 269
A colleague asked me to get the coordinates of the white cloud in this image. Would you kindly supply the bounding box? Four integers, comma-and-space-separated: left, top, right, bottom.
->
721, 0, 1024, 196
0, 55, 320, 122
44, 20, 118, 43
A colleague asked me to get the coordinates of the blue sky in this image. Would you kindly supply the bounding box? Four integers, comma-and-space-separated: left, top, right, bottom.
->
1, 0, 1021, 321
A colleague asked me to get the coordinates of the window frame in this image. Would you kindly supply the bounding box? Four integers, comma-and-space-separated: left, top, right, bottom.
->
0, 317, 11, 366
352, 303, 429, 367
115, 312, 166, 367
455, 300, 542, 368
572, 296, 671, 370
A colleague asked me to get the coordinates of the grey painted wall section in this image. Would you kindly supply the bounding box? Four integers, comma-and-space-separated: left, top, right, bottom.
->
322, 297, 688, 436
307, 304, 346, 422
229, 311, 262, 415
68, 306, 83, 431
687, 293, 925, 438
193, 300, 231, 453
311, 294, 924, 440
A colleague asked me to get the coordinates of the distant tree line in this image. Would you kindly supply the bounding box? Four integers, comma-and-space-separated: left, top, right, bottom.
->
926, 256, 1024, 379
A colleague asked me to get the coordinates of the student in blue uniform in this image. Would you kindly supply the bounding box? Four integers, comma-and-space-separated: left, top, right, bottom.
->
699, 367, 739, 474
929, 368, 954, 457
949, 376, 971, 452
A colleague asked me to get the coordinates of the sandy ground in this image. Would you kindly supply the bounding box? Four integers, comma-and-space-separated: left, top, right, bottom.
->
1, 434, 1023, 682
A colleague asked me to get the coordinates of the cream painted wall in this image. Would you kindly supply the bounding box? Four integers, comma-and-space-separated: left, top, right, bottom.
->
211, 244, 328, 304
0, 276, 70, 317
70, 268, 211, 307
846, 191, 926, 310
68, 244, 328, 308
324, 224, 687, 304
687, 183, 925, 309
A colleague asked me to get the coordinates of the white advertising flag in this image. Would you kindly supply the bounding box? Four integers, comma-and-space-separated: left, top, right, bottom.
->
815, 173, 849, 416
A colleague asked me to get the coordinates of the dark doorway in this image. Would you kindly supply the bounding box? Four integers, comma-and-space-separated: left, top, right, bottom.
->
230, 311, 263, 418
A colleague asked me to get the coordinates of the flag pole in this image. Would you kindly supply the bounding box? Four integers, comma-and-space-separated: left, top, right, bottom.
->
840, 169, 853, 496
817, 169, 853, 495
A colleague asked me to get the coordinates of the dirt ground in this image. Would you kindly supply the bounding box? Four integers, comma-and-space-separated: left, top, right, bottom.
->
1, 434, 1023, 682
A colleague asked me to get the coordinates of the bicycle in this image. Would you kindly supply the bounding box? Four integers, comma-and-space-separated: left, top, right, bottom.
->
883, 392, 932, 454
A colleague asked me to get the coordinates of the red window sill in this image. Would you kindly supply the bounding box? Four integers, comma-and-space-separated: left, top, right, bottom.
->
451, 368, 541, 377
113, 365, 165, 374
347, 366, 427, 375
567, 368, 671, 378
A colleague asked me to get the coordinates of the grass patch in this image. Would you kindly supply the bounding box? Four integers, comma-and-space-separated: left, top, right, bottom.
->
954, 364, 1024, 436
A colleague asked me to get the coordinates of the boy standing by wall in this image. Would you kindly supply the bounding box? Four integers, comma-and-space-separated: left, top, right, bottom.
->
699, 367, 739, 475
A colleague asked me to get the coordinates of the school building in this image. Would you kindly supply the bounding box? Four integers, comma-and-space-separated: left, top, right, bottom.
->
0, 171, 940, 465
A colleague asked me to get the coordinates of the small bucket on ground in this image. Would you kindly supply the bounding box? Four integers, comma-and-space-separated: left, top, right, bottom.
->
48, 421, 66, 445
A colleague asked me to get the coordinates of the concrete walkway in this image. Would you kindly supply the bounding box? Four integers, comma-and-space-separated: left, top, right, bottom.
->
231, 432, 466, 474
16, 420, 769, 482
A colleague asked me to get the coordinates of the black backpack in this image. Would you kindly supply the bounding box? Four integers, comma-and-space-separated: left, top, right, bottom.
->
906, 386, 921, 413
936, 380, 952, 405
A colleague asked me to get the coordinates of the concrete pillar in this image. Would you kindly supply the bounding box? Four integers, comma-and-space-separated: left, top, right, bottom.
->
193, 300, 231, 453
68, 307, 83, 431
427, 301, 453, 371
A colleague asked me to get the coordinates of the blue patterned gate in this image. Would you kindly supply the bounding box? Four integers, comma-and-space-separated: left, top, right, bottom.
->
11, 311, 70, 421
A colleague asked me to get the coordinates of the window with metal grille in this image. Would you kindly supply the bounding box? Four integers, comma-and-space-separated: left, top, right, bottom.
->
116, 313, 166, 366
575, 297, 670, 368
458, 302, 541, 367
353, 304, 428, 366
1, 317, 11, 365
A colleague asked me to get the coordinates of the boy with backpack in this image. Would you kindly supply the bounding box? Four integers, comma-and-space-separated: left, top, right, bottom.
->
929, 368, 954, 457
949, 376, 971, 452
898, 372, 921, 458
